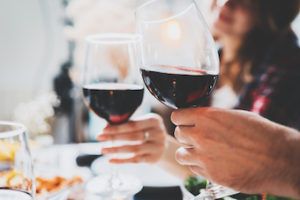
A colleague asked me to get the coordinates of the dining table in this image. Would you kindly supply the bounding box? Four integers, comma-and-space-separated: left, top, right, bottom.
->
32, 142, 192, 200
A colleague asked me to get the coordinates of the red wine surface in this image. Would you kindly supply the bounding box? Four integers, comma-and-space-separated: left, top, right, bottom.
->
141, 65, 218, 109
83, 83, 144, 124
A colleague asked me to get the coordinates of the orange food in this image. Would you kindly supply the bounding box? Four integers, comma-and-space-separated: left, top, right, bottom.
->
0, 170, 83, 196
36, 176, 83, 195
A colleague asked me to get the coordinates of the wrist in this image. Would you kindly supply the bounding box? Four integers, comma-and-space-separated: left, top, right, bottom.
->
272, 127, 300, 198
287, 129, 300, 198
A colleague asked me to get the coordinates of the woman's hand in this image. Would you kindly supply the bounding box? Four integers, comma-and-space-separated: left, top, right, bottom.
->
97, 113, 167, 164
171, 107, 300, 198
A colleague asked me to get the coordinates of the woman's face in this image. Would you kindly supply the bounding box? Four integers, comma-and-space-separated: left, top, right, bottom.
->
212, 0, 256, 38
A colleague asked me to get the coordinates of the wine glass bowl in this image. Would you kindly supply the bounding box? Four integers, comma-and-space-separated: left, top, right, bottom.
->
0, 121, 35, 200
136, 0, 219, 109
82, 34, 144, 125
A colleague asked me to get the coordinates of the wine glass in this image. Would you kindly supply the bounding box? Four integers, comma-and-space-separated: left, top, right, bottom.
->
136, 0, 236, 199
82, 33, 143, 199
136, 0, 219, 109
0, 121, 35, 200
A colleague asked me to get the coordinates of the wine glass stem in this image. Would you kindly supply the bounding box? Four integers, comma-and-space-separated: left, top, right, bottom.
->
109, 141, 122, 191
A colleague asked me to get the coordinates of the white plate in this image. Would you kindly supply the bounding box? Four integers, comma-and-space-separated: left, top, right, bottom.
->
91, 156, 182, 187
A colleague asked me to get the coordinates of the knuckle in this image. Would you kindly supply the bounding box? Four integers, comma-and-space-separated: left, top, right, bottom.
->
153, 115, 163, 124
108, 135, 115, 140
149, 115, 164, 126
131, 145, 141, 152
128, 121, 138, 130
139, 131, 146, 140
148, 113, 161, 120
132, 157, 140, 163
127, 134, 137, 141
158, 134, 167, 143
107, 148, 117, 153
201, 131, 214, 142
112, 126, 120, 133
190, 130, 204, 144
148, 117, 158, 126
147, 156, 157, 163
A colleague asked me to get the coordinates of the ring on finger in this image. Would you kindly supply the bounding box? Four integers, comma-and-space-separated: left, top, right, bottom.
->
144, 131, 150, 141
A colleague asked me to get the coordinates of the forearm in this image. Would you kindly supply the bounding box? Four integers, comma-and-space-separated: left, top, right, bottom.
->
283, 127, 300, 198
267, 126, 300, 198
158, 135, 193, 180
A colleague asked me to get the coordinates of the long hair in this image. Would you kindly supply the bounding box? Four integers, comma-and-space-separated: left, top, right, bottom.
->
223, 0, 300, 92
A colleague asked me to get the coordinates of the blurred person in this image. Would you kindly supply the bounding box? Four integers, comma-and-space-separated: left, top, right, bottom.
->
98, 0, 300, 197
210, 0, 300, 130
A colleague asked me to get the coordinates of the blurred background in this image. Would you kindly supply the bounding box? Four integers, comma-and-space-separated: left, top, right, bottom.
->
0, 0, 299, 144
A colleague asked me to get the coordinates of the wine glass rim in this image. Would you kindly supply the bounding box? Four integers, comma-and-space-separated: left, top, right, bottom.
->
136, 0, 195, 24
86, 33, 142, 44
0, 121, 26, 138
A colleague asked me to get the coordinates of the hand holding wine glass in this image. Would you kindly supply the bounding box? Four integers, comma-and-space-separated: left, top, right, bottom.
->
172, 107, 300, 199
97, 113, 167, 164
0, 121, 35, 200
136, 0, 238, 199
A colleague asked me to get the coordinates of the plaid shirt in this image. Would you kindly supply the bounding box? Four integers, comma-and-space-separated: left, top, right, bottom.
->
237, 33, 300, 130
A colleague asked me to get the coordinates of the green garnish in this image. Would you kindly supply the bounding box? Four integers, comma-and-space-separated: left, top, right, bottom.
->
184, 176, 208, 196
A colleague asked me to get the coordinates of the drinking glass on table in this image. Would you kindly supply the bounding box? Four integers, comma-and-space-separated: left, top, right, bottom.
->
82, 33, 143, 199
136, 0, 237, 199
0, 121, 35, 200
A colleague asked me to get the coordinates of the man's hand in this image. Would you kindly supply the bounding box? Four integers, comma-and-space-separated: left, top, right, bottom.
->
171, 107, 300, 198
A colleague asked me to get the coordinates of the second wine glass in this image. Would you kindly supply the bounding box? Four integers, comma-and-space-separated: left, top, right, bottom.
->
82, 33, 143, 199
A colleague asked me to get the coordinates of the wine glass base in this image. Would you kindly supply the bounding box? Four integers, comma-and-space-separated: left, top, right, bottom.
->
86, 174, 143, 200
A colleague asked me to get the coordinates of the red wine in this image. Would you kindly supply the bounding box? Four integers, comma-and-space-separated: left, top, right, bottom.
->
141, 66, 218, 109
83, 83, 144, 124
0, 188, 33, 200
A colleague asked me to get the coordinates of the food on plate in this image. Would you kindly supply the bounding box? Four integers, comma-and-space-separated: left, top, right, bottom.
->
36, 176, 83, 195
0, 170, 32, 191
0, 170, 83, 196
